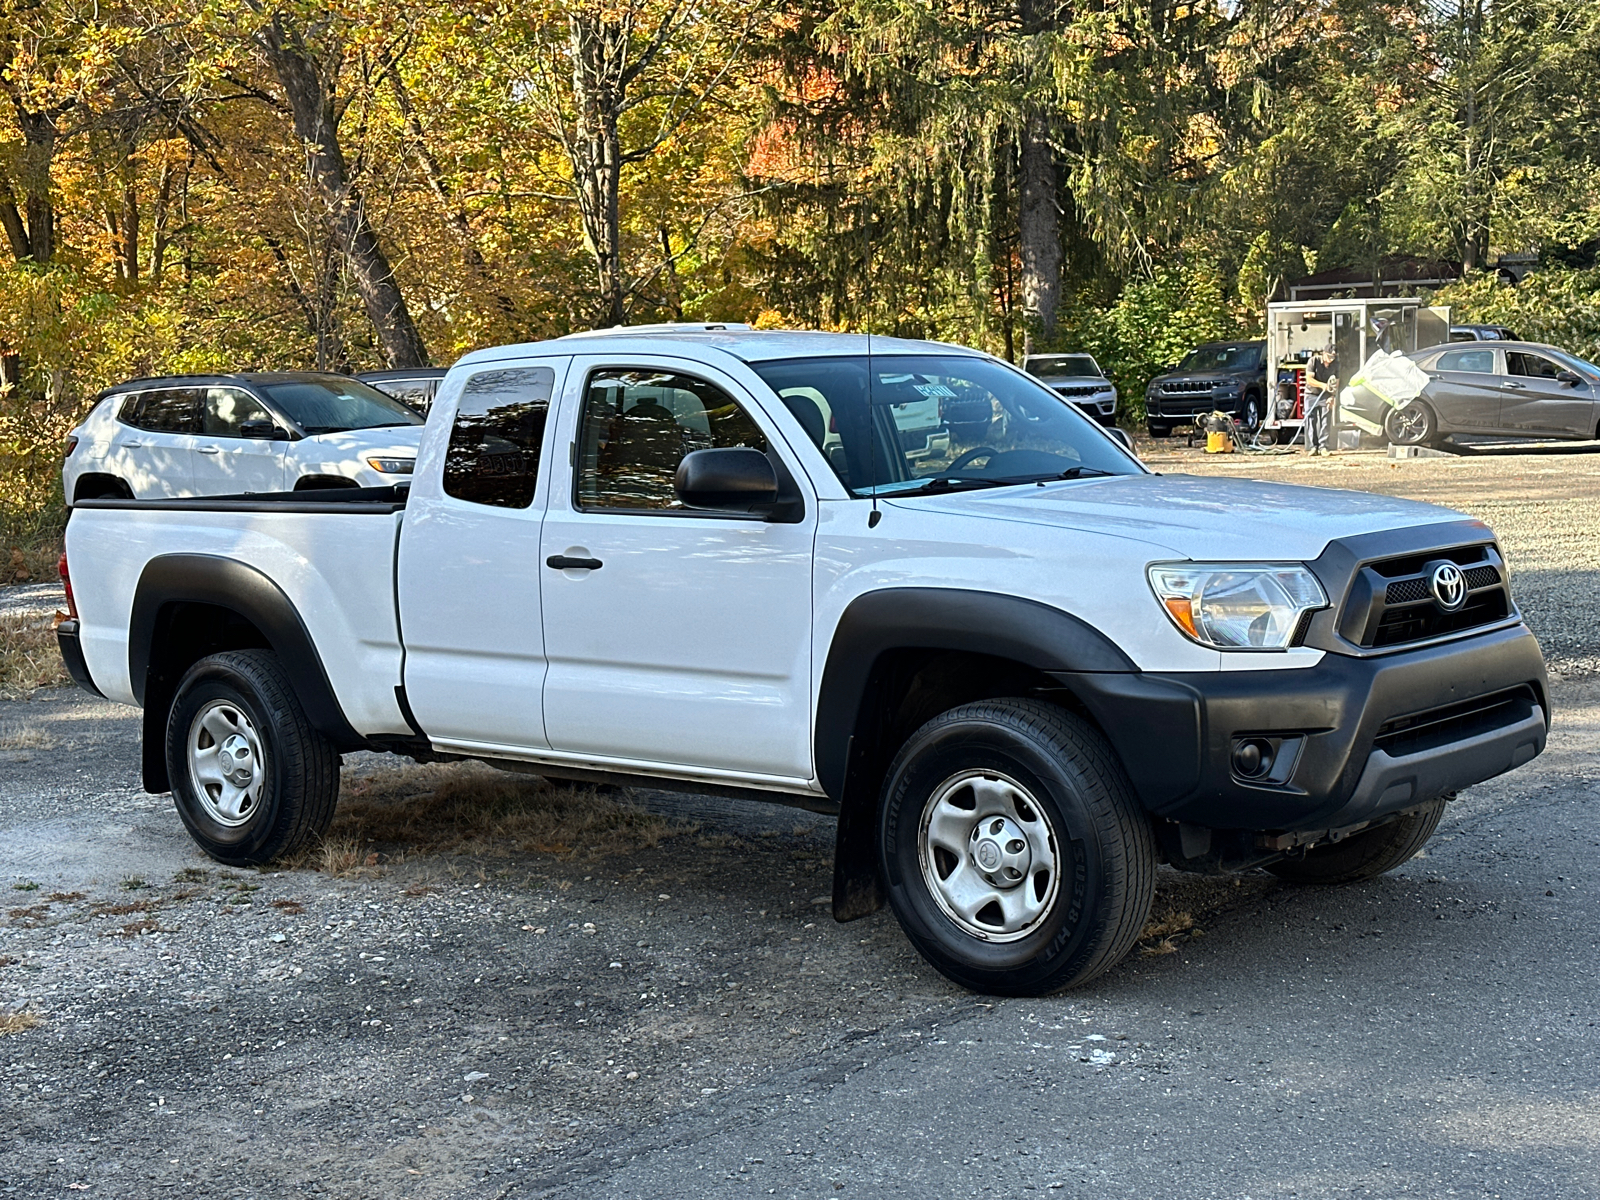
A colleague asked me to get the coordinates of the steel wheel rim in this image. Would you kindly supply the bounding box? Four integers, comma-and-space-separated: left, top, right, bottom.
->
917, 770, 1061, 943
187, 700, 266, 827
1243, 397, 1260, 431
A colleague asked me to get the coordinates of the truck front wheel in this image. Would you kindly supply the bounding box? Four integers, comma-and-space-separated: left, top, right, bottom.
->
1265, 795, 1448, 885
879, 699, 1155, 996
165, 650, 340, 866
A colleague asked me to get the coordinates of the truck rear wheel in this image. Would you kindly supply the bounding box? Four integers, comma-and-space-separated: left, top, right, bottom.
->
878, 699, 1155, 996
1265, 795, 1449, 885
165, 650, 340, 866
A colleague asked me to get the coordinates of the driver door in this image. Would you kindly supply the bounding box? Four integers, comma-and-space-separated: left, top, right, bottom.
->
538, 356, 816, 780
1500, 350, 1598, 436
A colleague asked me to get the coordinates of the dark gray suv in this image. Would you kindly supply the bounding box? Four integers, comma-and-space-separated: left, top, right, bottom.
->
1143, 340, 1267, 437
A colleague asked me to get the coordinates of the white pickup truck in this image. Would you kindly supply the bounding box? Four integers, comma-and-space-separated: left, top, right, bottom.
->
58, 327, 1550, 995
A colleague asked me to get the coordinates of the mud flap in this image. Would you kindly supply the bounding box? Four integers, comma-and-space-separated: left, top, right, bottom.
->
831, 736, 887, 922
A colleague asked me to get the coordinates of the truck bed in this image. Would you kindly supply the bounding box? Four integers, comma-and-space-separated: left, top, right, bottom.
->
67, 486, 414, 736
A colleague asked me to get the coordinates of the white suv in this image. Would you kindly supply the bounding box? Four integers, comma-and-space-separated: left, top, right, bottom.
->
63, 373, 426, 501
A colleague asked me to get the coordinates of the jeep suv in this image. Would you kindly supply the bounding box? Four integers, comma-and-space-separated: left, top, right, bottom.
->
1144, 340, 1267, 438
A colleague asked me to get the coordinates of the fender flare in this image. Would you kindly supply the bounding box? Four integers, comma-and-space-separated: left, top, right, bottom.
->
814, 587, 1135, 800
130, 554, 364, 790
817, 588, 1138, 922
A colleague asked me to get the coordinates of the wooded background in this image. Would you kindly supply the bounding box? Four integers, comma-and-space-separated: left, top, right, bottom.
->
3, 0, 1599, 555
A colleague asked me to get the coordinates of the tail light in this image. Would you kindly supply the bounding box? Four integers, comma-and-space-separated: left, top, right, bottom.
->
59, 552, 78, 619
65, 434, 79, 458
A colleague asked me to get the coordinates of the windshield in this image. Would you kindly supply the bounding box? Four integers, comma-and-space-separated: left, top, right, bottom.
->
258, 378, 425, 434
1176, 344, 1257, 372
1026, 355, 1100, 379
751, 354, 1141, 498
1548, 349, 1600, 381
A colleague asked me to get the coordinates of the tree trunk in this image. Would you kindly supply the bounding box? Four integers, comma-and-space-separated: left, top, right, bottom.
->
569, 14, 627, 328
1018, 110, 1061, 341
0, 197, 29, 260
149, 158, 175, 284
258, 20, 429, 367
7, 105, 59, 263
120, 176, 140, 285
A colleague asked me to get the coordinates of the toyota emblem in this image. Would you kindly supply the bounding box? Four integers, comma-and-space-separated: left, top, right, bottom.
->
1430, 562, 1467, 611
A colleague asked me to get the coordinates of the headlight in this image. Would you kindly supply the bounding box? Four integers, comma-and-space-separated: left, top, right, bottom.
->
1148, 563, 1327, 650
366, 457, 415, 474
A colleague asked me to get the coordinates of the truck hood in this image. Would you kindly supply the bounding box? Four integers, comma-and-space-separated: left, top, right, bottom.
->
887, 473, 1475, 560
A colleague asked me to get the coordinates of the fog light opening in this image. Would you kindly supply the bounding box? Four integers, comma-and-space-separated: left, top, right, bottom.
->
1233, 738, 1275, 780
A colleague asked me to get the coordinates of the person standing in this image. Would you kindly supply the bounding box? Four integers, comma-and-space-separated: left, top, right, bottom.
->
1306, 348, 1337, 455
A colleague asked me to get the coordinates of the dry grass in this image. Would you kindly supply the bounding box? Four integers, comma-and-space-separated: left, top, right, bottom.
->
0, 614, 69, 696
1139, 909, 1198, 956
286, 761, 695, 874
0, 1012, 42, 1036
2, 543, 59, 585
0, 723, 56, 750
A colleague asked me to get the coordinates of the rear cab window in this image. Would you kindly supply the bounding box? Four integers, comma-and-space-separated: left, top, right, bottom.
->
443, 366, 557, 508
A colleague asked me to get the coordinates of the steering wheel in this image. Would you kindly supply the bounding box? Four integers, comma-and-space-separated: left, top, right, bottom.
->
947, 446, 1000, 473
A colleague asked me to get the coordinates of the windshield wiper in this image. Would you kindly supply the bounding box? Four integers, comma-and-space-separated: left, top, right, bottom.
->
1045, 466, 1116, 481
886, 476, 1017, 496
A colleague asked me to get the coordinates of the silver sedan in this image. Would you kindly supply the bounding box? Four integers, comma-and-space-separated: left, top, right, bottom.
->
1383, 341, 1600, 445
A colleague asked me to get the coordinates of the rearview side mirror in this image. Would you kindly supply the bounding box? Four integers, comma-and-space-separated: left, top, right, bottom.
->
675, 447, 778, 513
1106, 427, 1136, 455
240, 420, 288, 440
1556, 370, 1582, 387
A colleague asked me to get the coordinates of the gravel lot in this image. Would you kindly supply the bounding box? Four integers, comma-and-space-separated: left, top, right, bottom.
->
2, 448, 1597, 1199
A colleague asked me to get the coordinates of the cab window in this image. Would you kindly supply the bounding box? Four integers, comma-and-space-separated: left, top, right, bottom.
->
575, 369, 767, 511
443, 366, 555, 509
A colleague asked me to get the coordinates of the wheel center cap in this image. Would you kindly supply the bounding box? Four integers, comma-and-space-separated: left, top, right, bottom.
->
969, 815, 1032, 889
219, 734, 254, 785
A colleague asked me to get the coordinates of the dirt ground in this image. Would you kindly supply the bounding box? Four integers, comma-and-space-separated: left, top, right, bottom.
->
1, 444, 1596, 1199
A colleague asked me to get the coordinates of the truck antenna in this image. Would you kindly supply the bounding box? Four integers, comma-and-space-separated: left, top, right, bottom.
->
864, 198, 881, 529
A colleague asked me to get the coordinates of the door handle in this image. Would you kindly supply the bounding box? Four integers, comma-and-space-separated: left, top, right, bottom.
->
118, 440, 143, 448
546, 555, 603, 571
197, 445, 221, 454
1501, 381, 1526, 390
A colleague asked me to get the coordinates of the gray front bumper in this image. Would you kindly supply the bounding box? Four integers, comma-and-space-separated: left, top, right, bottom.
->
1326, 701, 1546, 828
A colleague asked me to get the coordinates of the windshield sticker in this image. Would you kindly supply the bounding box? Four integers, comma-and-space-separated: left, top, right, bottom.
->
911, 383, 958, 399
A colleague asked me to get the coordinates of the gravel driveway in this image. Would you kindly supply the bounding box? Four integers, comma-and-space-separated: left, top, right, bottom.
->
2, 450, 1596, 1199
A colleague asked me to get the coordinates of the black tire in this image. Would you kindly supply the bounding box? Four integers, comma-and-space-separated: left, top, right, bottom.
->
165, 650, 340, 866
878, 699, 1156, 996
1147, 420, 1171, 439
1385, 401, 1437, 446
1239, 393, 1263, 433
1265, 796, 1448, 885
